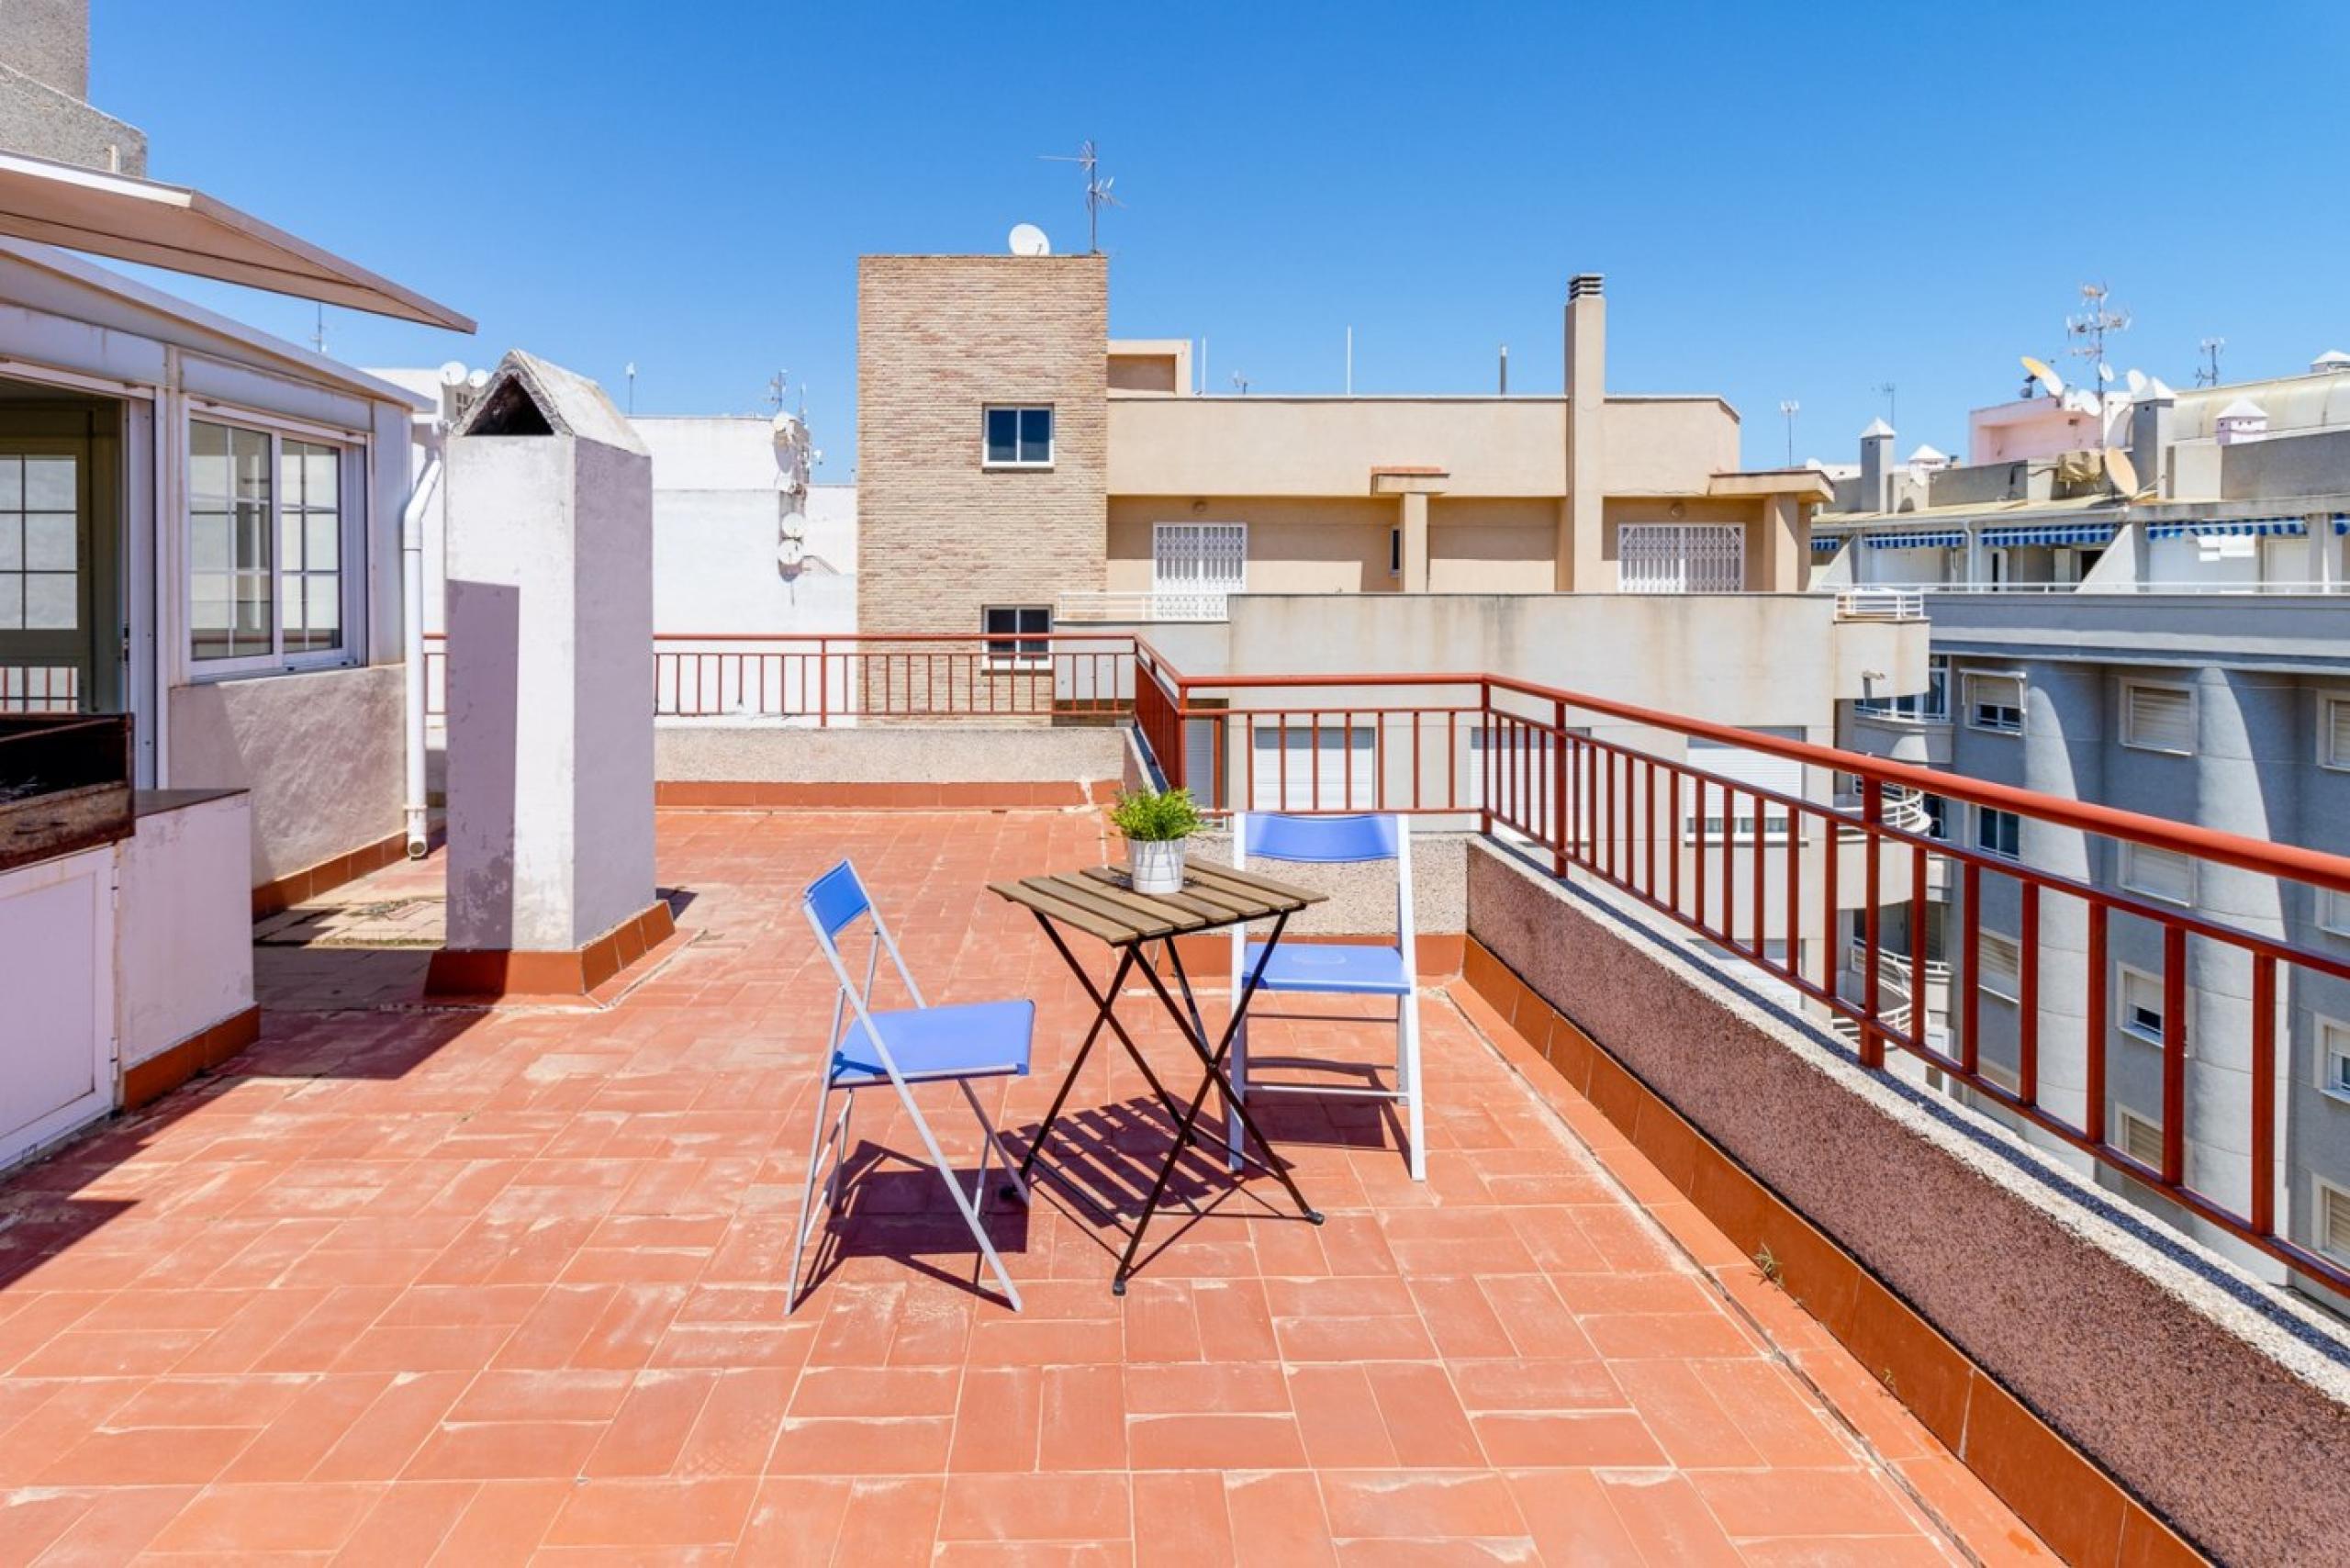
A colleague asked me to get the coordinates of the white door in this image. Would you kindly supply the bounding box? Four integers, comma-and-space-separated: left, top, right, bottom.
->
1618, 523, 1745, 593
0, 846, 115, 1170
1153, 522, 1247, 618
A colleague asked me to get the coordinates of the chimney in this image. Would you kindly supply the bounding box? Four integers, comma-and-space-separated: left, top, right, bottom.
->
1858, 419, 1896, 512
2131, 380, 2175, 497
1561, 274, 1606, 589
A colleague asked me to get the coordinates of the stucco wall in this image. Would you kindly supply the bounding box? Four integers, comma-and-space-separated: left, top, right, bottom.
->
1108, 497, 1393, 597
165, 665, 402, 885
116, 792, 252, 1068
1466, 839, 2350, 1565
655, 722, 1128, 786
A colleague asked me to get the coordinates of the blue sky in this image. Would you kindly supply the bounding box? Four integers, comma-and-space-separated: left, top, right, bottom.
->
97, 0, 2350, 476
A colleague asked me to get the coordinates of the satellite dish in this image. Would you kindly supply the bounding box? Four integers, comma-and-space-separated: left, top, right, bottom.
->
2020, 355, 2065, 399
1008, 223, 1051, 257
777, 535, 807, 569
2097, 362, 2115, 384
2103, 447, 2140, 496
780, 510, 807, 540
2125, 368, 2148, 396
466, 368, 490, 390
437, 361, 467, 388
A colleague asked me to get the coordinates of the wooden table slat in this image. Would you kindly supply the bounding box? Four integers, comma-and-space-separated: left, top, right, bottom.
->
1077, 865, 1259, 923
1021, 875, 1185, 939
987, 879, 1141, 945
1184, 859, 1324, 912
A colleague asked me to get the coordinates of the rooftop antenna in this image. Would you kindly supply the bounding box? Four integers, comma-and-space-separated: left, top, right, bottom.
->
2197, 336, 2226, 387
1873, 381, 1897, 429
624, 362, 637, 416
1041, 139, 1120, 253
1498, 344, 1509, 395
764, 370, 789, 414
1231, 370, 1250, 396
1345, 326, 1353, 396
2065, 282, 2131, 391
310, 304, 327, 357
1777, 399, 1799, 467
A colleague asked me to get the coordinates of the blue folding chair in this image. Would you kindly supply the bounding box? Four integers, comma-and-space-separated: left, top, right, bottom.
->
790, 859, 1031, 1312
1227, 813, 1425, 1180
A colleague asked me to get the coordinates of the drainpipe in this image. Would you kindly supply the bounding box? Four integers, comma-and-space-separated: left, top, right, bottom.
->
401, 450, 443, 858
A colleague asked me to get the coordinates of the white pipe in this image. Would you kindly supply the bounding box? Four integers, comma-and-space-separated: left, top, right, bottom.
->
400, 451, 442, 858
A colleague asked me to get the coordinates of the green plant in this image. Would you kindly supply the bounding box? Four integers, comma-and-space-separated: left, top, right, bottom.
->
1110, 786, 1203, 843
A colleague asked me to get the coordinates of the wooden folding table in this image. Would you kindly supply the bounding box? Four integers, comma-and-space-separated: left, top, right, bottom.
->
988, 859, 1328, 1294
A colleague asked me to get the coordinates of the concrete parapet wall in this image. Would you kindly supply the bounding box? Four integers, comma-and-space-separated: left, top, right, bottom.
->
655, 722, 1130, 787
1464, 838, 2350, 1563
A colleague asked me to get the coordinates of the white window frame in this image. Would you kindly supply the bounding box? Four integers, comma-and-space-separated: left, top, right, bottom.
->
980, 405, 1054, 469
1249, 720, 1376, 812
2318, 1015, 2350, 1106
2322, 886, 2350, 939
1965, 671, 2025, 734
981, 604, 1052, 669
2322, 694, 2350, 771
183, 410, 364, 681
2116, 963, 2169, 1046
1977, 931, 2021, 1002
1974, 805, 2020, 861
2316, 1174, 2350, 1265
2120, 842, 2196, 907
2119, 680, 2195, 756
2114, 1103, 2165, 1170
1151, 522, 1247, 617
1856, 654, 1950, 723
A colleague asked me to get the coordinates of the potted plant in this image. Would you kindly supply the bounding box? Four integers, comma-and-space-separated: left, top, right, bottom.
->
1110, 786, 1203, 895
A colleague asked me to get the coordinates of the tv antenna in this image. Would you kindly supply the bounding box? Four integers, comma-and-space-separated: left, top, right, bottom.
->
1873, 382, 1897, 429
624, 362, 637, 416
765, 370, 790, 414
2196, 336, 2226, 387
2065, 282, 2131, 389
1777, 399, 1799, 466
310, 304, 327, 356
1041, 139, 1120, 253
1231, 371, 1251, 396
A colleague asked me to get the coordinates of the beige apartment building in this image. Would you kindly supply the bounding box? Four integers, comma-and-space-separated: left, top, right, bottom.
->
856, 255, 1835, 642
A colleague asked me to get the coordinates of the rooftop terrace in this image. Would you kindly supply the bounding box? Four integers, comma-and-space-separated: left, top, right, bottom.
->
0, 808, 2046, 1563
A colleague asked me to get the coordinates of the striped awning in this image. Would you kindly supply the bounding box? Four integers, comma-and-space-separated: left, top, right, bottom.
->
1980, 521, 2118, 549
2146, 517, 2308, 541
2334, 514, 2349, 536
1863, 530, 1965, 550
1810, 535, 1846, 554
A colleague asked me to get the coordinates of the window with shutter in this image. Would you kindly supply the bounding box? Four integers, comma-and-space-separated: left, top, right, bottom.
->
2325, 697, 2350, 770
2319, 1180, 2350, 1263
2121, 843, 2195, 905
1978, 932, 2021, 1001
2116, 1107, 2165, 1169
2323, 888, 2350, 937
1683, 739, 1801, 844
2322, 1019, 2350, 1102
2121, 684, 2194, 754
2117, 966, 2168, 1044
1967, 673, 2024, 733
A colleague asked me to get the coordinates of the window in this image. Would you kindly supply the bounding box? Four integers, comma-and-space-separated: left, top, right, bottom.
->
1251, 722, 1375, 812
1388, 525, 1402, 578
1975, 806, 2020, 860
2115, 1105, 2165, 1169
2117, 965, 2166, 1044
2121, 843, 2195, 906
2322, 887, 2350, 937
1682, 740, 1799, 844
1922, 792, 1949, 842
2320, 1018, 2350, 1104
1618, 522, 1745, 594
1857, 655, 1949, 723
2121, 682, 2194, 755
0, 454, 78, 635
1978, 932, 2021, 1002
982, 406, 1053, 466
1152, 523, 1246, 616
983, 605, 1050, 667
2324, 696, 2350, 771
189, 420, 350, 669
2317, 1178, 2350, 1264
1966, 672, 2024, 734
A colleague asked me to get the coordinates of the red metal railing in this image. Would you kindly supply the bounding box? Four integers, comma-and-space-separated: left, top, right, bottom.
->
1129, 639, 2350, 1297
423, 632, 1134, 722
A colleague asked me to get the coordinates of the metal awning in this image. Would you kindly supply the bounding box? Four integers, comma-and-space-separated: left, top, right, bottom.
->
1810, 534, 1846, 554
2145, 518, 2307, 541
1863, 530, 1965, 550
1980, 522, 2118, 548
0, 149, 473, 331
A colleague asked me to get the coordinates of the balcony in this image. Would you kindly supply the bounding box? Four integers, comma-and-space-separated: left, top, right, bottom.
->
6, 630, 2346, 1562
1055, 589, 1232, 623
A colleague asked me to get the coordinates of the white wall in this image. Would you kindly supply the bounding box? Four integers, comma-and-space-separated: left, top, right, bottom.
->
116, 792, 253, 1067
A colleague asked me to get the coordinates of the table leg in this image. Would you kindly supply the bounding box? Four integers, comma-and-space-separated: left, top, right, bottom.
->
1111, 913, 1322, 1295
1030, 915, 1189, 1131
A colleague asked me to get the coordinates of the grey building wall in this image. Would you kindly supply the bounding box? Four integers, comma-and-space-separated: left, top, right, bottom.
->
0, 0, 146, 174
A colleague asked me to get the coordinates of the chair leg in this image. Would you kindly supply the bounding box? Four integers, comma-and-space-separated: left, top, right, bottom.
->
957, 1077, 1028, 1208
787, 1081, 840, 1314
888, 1076, 1024, 1313
1401, 993, 1427, 1182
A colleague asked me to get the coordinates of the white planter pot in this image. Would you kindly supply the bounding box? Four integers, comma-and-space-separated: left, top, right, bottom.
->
1127, 836, 1187, 896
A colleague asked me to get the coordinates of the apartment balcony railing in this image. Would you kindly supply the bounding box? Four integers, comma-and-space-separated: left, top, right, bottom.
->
1053, 589, 1232, 623
1832, 587, 1925, 621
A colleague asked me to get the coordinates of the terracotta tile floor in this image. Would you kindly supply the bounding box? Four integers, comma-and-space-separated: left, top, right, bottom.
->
0, 808, 2048, 1564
